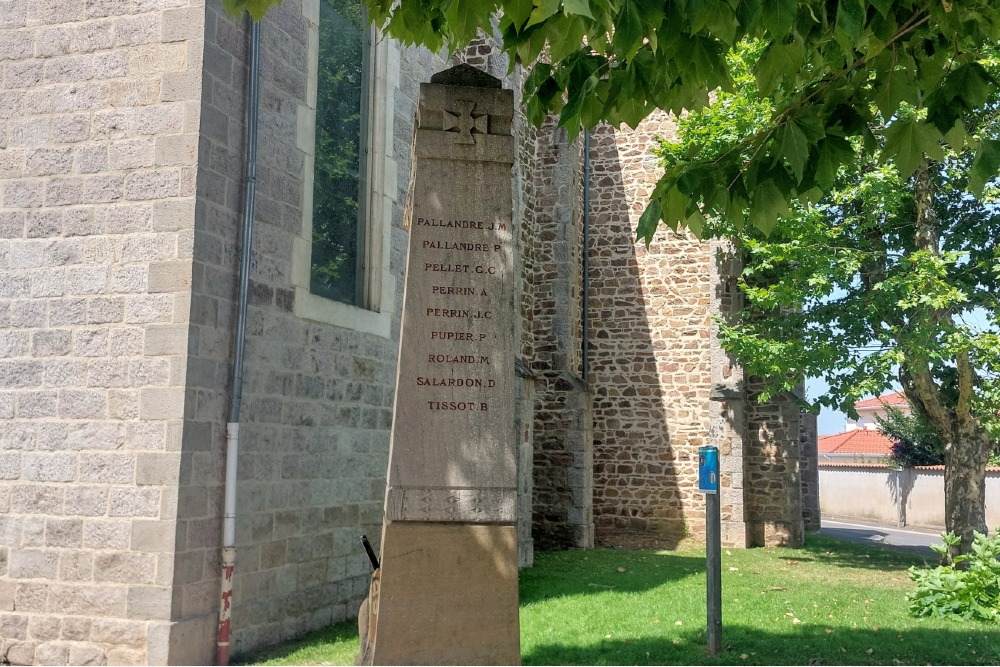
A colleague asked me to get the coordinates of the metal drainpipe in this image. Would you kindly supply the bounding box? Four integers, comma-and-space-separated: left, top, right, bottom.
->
216, 16, 261, 667
581, 129, 590, 384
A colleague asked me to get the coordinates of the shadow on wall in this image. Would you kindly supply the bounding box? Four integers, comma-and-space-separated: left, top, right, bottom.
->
587, 123, 691, 549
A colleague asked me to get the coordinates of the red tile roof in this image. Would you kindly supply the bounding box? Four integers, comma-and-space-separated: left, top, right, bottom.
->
854, 391, 907, 409
818, 429, 895, 455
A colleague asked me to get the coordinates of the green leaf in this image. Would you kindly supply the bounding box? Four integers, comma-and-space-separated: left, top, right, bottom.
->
444, 0, 489, 44
636, 197, 662, 246
926, 62, 996, 134
547, 16, 586, 62
759, 0, 797, 37
943, 120, 972, 153
747, 179, 789, 235
813, 137, 853, 191
869, 0, 893, 17
503, 0, 534, 30
754, 39, 805, 95
969, 139, 1000, 198
835, 0, 865, 43
613, 0, 644, 60
684, 209, 705, 238
873, 61, 919, 120
880, 117, 945, 179
563, 0, 594, 19
515, 24, 550, 64
777, 120, 810, 183
526, 0, 560, 28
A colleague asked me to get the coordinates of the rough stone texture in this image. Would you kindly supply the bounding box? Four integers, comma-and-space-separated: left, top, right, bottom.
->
744, 379, 805, 547
587, 116, 713, 547
525, 119, 593, 550
799, 406, 821, 531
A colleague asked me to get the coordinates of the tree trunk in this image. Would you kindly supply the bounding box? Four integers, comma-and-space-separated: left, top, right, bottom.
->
904, 160, 990, 562
942, 428, 992, 561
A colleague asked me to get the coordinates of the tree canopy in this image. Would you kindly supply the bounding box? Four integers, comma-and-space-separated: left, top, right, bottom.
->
659, 41, 1000, 555
228, 0, 1000, 242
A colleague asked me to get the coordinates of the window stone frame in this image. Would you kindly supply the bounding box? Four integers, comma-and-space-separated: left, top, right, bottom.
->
292, 0, 398, 338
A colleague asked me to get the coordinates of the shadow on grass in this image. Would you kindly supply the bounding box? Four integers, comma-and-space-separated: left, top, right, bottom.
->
519, 548, 707, 604
523, 624, 1000, 666
795, 534, 937, 572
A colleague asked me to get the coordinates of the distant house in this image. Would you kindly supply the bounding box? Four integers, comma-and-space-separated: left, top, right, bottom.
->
819, 429, 894, 463
819, 391, 909, 463
847, 390, 909, 431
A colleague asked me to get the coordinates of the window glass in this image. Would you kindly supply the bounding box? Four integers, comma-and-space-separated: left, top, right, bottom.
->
310, 0, 368, 305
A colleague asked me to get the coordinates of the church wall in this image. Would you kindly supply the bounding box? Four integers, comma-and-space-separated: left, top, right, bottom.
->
744, 379, 805, 547
525, 120, 593, 550
0, 0, 207, 662
586, 115, 716, 546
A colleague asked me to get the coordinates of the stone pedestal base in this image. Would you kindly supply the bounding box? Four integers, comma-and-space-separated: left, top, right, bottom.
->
368, 522, 520, 665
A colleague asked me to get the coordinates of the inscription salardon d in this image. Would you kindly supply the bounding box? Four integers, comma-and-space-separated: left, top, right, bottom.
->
410, 214, 510, 414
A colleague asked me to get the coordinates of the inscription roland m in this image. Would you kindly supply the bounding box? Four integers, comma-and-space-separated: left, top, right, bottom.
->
427, 354, 491, 364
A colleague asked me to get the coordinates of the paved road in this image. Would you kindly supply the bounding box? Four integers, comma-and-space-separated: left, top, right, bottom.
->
818, 518, 942, 557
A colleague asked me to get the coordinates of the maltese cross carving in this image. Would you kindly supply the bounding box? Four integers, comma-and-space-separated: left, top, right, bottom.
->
443, 100, 488, 144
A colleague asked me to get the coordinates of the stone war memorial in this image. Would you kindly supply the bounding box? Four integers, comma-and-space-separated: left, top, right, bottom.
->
358, 64, 521, 664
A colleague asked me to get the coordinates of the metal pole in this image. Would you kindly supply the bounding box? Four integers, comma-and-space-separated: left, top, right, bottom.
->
706, 491, 722, 656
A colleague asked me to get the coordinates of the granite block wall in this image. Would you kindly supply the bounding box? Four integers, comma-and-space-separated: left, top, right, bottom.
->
0, 0, 206, 663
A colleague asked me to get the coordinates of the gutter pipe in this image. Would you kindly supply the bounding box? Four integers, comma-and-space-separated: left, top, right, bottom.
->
217, 16, 261, 667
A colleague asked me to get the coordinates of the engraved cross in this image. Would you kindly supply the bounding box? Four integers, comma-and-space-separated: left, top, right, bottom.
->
443, 100, 488, 144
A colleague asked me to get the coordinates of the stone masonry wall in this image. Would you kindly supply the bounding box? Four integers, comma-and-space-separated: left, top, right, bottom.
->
799, 405, 820, 531
588, 115, 716, 546
527, 119, 593, 550
0, 0, 206, 663
744, 378, 805, 547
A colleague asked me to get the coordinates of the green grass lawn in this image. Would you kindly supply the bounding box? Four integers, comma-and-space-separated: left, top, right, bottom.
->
238, 535, 1000, 665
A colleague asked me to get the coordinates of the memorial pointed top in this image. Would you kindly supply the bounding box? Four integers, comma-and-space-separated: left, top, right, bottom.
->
430, 63, 502, 89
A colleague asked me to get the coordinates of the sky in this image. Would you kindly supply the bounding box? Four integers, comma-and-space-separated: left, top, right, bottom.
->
806, 375, 847, 436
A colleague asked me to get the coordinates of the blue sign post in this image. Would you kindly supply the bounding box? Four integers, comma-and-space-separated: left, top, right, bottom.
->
698, 446, 719, 494
699, 446, 722, 656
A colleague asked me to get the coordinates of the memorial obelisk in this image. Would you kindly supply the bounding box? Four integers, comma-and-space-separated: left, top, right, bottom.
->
359, 64, 519, 665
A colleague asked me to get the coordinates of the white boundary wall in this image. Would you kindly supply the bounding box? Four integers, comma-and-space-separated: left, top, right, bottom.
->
819, 464, 1000, 531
